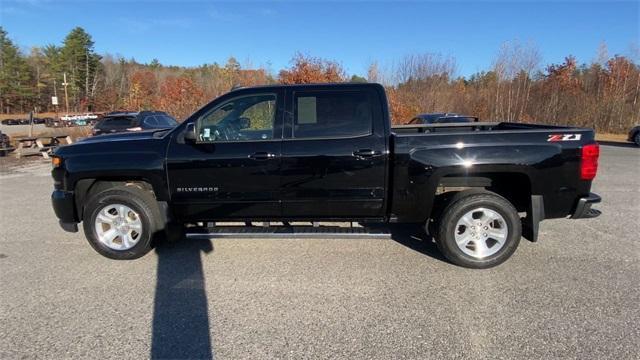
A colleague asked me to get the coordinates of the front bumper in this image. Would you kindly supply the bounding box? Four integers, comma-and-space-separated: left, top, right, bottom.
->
571, 193, 602, 219
52, 190, 78, 232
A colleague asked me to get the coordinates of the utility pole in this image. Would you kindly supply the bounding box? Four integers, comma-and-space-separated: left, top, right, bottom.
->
62, 72, 70, 114
85, 48, 90, 105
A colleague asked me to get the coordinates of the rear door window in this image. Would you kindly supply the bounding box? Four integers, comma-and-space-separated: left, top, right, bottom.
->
293, 91, 373, 139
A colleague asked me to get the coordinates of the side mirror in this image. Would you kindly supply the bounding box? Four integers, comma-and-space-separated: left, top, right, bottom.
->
238, 117, 251, 129
184, 122, 197, 142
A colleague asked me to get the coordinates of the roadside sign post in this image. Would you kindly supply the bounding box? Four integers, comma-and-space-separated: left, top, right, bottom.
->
52, 96, 59, 125
53, 79, 59, 120
28, 111, 34, 137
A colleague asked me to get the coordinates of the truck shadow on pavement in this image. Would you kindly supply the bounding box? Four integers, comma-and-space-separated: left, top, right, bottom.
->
597, 140, 637, 148
368, 223, 448, 264
148, 223, 445, 359
151, 235, 214, 360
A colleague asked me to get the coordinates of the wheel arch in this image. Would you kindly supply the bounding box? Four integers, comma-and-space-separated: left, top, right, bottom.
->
429, 171, 544, 242
432, 170, 532, 209
74, 178, 159, 222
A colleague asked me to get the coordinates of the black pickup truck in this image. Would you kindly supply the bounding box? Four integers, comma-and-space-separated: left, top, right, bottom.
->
51, 83, 601, 268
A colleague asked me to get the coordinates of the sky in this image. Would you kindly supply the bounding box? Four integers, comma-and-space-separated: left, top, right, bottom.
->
1, 0, 638, 78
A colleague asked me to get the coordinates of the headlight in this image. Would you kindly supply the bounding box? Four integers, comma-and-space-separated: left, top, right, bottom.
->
51, 156, 63, 168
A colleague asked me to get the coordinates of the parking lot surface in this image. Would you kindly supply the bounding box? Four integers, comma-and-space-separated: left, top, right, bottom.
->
0, 145, 638, 359
0, 123, 47, 136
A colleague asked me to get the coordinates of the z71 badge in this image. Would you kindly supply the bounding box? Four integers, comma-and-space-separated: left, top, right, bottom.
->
548, 134, 582, 142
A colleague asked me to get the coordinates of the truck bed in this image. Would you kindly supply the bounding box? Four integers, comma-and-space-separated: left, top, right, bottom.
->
388, 121, 596, 223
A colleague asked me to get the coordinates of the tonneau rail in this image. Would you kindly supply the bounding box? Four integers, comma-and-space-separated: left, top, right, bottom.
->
391, 121, 577, 134
392, 122, 500, 129
392, 122, 500, 133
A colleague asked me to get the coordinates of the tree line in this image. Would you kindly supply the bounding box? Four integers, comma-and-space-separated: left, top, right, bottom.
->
1, 27, 638, 133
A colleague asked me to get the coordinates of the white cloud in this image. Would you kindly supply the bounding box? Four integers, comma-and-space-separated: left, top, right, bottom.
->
118, 17, 193, 33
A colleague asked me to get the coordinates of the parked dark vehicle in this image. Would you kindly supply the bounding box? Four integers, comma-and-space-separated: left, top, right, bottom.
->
91, 111, 178, 136
628, 125, 640, 146
44, 117, 62, 127
0, 131, 12, 156
50, 83, 601, 268
1, 119, 20, 125
408, 112, 478, 125
2, 117, 46, 125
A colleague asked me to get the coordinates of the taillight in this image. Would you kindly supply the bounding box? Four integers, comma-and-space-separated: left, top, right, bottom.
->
580, 143, 599, 180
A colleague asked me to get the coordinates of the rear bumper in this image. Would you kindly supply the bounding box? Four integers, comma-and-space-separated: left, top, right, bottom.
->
52, 190, 78, 232
571, 193, 602, 219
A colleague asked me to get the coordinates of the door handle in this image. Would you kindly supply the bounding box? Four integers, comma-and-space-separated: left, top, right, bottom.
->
353, 149, 382, 159
248, 152, 277, 160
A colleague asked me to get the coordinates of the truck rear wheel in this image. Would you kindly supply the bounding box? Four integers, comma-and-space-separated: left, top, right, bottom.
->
434, 192, 521, 268
83, 186, 162, 260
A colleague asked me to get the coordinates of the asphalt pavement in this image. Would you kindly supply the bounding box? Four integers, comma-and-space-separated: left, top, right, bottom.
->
0, 145, 638, 359
0, 123, 47, 136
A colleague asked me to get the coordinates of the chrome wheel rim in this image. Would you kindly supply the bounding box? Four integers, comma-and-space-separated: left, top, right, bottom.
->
94, 204, 143, 251
454, 207, 508, 259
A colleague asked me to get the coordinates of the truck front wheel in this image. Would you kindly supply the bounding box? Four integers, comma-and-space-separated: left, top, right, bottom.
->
82, 186, 162, 260
434, 192, 521, 268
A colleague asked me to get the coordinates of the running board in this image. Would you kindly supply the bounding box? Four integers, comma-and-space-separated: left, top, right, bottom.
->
186, 225, 391, 240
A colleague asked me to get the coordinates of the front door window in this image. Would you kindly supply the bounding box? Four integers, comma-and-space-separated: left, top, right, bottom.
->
196, 94, 277, 142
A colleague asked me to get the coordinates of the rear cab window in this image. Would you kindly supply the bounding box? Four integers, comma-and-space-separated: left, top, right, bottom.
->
96, 116, 137, 129
291, 90, 374, 139
143, 115, 178, 128
156, 115, 178, 127
142, 116, 158, 127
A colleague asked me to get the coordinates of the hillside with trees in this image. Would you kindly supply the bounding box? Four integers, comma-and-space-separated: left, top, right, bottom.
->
1, 27, 638, 133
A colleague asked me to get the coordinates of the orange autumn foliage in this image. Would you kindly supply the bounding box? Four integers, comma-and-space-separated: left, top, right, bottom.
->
279, 53, 346, 84
158, 76, 205, 120
126, 70, 158, 111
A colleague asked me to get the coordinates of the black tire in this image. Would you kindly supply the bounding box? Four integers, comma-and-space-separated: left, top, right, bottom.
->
434, 191, 521, 269
634, 132, 640, 147
82, 186, 163, 260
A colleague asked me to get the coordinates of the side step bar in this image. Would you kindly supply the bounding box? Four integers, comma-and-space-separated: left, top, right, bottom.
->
186, 225, 391, 240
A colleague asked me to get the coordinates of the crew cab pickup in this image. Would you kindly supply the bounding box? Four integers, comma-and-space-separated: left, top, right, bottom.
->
51, 83, 601, 268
